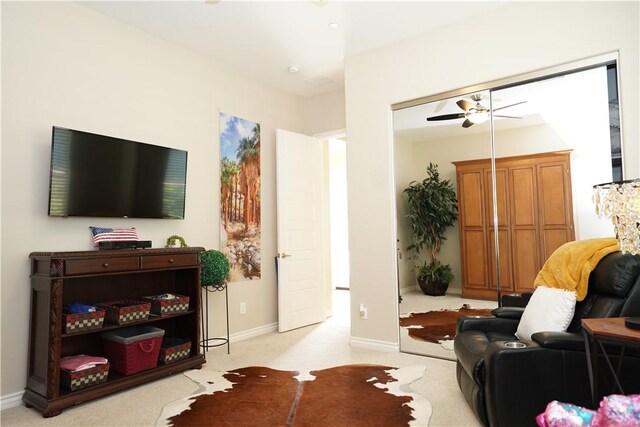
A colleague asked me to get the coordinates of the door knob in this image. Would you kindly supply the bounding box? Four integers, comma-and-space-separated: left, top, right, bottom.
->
279, 253, 292, 258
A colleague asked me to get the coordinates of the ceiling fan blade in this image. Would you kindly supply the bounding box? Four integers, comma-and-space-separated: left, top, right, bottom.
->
426, 113, 465, 121
492, 100, 527, 112
493, 115, 522, 119
457, 99, 474, 112
462, 119, 474, 128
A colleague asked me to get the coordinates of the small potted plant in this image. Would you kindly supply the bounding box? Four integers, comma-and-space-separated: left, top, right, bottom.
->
200, 249, 230, 288
404, 163, 458, 296
165, 235, 187, 248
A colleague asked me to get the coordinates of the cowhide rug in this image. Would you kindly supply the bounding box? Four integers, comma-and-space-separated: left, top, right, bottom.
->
157, 364, 431, 427
400, 305, 493, 348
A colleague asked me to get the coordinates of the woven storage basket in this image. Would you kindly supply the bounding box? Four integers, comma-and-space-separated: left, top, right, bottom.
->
158, 338, 191, 365
63, 307, 106, 334
102, 326, 164, 375
142, 294, 190, 316
60, 363, 110, 391
98, 300, 151, 325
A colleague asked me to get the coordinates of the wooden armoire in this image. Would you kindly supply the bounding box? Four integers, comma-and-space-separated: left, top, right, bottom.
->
453, 150, 575, 300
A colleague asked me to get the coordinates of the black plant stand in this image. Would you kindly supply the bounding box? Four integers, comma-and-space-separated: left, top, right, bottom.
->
200, 283, 230, 354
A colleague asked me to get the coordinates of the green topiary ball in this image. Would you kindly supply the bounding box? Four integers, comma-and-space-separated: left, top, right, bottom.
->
200, 250, 230, 286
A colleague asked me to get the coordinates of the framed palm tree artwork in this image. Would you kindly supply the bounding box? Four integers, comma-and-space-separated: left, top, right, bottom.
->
219, 112, 261, 281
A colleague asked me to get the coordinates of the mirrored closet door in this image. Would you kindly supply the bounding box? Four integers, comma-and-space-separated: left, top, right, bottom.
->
394, 54, 623, 358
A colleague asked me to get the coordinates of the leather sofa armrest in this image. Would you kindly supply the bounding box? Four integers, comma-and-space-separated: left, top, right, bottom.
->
531, 331, 585, 351
456, 315, 519, 334
491, 306, 525, 320
501, 292, 533, 308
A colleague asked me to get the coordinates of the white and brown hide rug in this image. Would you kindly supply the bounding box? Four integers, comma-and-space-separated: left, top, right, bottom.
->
157, 364, 431, 427
400, 305, 493, 359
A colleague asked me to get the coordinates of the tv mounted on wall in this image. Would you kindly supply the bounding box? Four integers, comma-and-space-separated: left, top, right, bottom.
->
48, 127, 188, 219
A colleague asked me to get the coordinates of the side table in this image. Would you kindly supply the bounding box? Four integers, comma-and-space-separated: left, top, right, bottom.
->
582, 317, 640, 407
200, 283, 230, 354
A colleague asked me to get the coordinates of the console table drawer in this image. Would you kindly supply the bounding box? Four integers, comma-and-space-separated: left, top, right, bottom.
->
65, 257, 139, 275
141, 254, 198, 270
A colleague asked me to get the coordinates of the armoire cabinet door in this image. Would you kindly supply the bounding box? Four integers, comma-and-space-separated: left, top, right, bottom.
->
537, 160, 575, 262
457, 170, 489, 294
510, 165, 540, 293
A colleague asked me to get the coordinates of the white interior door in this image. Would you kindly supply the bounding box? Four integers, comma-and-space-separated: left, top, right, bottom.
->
276, 129, 325, 332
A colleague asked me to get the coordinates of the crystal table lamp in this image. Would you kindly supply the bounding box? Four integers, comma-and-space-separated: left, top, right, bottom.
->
592, 179, 640, 255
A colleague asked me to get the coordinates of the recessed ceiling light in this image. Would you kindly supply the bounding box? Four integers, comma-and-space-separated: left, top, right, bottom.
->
288, 65, 301, 74
328, 22, 339, 29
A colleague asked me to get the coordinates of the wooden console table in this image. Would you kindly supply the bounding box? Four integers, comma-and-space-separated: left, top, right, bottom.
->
582, 317, 640, 406
23, 247, 206, 417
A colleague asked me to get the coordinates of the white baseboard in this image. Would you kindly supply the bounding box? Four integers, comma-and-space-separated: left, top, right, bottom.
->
350, 336, 399, 353
399, 285, 420, 296
229, 322, 278, 343
1, 390, 24, 411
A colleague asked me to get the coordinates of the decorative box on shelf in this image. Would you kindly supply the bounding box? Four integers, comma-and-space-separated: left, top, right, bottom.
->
61, 364, 110, 391
62, 306, 106, 334
98, 300, 151, 325
143, 294, 190, 316
159, 337, 192, 365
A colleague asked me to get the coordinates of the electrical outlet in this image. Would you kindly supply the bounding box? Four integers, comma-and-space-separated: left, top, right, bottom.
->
240, 302, 246, 315
359, 303, 367, 320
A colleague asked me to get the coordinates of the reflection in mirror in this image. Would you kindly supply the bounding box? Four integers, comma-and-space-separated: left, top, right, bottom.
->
488, 66, 617, 298
394, 59, 622, 358
394, 90, 498, 358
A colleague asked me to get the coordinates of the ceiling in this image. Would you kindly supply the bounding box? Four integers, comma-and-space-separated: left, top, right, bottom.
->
393, 68, 608, 142
393, 88, 544, 142
80, 1, 503, 98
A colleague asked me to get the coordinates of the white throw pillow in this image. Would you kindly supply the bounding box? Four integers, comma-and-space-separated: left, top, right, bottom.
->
515, 286, 577, 340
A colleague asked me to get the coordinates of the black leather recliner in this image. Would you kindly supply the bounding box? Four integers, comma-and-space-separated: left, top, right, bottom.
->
454, 252, 640, 427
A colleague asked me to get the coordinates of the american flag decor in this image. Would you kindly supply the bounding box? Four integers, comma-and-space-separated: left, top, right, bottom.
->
89, 226, 138, 246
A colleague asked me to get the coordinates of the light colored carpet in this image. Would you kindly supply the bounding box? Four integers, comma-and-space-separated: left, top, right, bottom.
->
1, 290, 481, 427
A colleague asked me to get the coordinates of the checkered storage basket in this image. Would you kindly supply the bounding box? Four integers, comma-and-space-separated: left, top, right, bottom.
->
63, 307, 106, 334
142, 294, 190, 316
98, 300, 151, 325
60, 363, 110, 391
158, 338, 192, 365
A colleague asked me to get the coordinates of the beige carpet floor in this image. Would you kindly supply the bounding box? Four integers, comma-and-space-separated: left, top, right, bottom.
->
1, 290, 481, 427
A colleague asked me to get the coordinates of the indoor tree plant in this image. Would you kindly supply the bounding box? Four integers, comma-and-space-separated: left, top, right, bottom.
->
404, 163, 458, 296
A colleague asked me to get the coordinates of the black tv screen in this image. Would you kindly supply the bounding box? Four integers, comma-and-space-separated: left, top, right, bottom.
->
48, 127, 187, 219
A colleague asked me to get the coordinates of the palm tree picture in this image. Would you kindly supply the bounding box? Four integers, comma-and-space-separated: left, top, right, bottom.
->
219, 113, 262, 281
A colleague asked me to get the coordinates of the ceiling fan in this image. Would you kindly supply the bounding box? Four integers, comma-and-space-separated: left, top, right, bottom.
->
427, 94, 527, 128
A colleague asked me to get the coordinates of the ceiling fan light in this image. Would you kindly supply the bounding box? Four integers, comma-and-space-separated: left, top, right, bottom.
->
467, 111, 489, 124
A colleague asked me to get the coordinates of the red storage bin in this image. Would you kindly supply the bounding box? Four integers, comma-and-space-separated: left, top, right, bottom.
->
101, 326, 164, 375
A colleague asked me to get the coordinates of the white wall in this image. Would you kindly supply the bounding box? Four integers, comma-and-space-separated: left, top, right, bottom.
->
1, 2, 306, 396
346, 1, 639, 346
303, 89, 346, 136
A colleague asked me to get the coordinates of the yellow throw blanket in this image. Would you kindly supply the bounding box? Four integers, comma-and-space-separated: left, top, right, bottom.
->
534, 238, 619, 301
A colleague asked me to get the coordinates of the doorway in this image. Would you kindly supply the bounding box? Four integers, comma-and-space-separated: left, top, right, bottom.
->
328, 137, 350, 291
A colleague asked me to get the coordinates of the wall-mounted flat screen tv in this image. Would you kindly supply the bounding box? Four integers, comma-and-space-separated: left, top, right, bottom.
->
48, 127, 187, 219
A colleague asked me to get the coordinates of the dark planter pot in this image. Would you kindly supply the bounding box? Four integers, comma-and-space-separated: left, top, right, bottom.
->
418, 278, 448, 296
